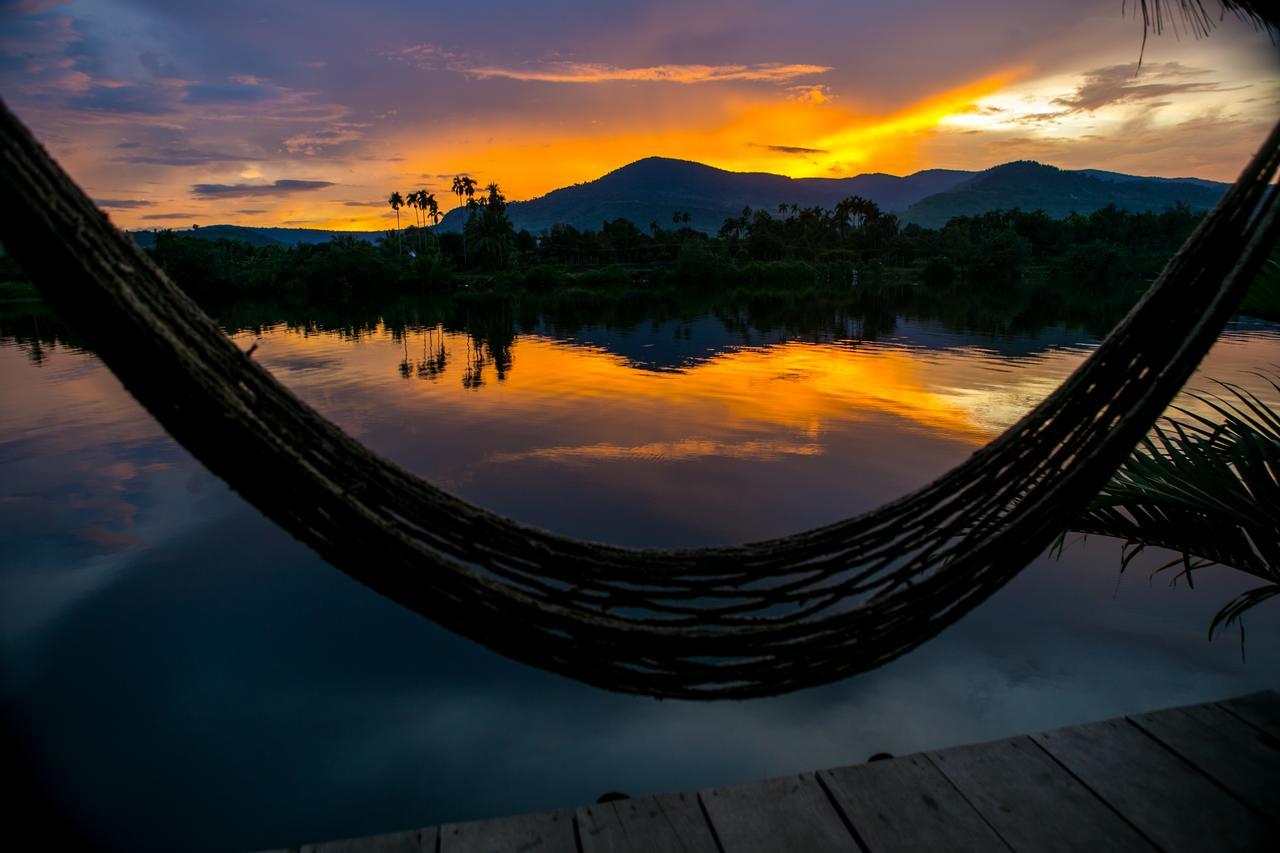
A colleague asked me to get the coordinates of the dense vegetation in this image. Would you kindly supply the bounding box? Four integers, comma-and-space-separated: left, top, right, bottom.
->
117, 195, 1217, 304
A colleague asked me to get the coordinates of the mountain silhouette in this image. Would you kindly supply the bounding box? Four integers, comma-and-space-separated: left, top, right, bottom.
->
131, 157, 1229, 246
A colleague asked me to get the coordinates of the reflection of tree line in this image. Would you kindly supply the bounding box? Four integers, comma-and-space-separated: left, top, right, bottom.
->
0, 272, 1199, 377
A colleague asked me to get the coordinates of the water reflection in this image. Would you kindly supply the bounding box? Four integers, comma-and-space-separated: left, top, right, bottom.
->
1, 284, 1278, 852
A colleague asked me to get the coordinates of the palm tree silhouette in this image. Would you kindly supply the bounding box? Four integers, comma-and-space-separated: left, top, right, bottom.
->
388, 191, 404, 254
424, 192, 441, 249
452, 175, 478, 265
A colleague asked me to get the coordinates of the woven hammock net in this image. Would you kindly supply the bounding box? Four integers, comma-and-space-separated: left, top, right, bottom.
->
2, 101, 1278, 699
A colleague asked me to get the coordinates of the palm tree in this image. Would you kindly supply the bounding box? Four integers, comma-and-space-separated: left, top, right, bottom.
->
451, 175, 479, 265
388, 191, 404, 254
1065, 374, 1280, 639
424, 192, 441, 251
409, 189, 432, 253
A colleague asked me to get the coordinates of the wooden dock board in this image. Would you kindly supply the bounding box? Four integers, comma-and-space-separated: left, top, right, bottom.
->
301, 827, 435, 853
269, 690, 1279, 853
928, 735, 1151, 853
440, 809, 575, 853
699, 771, 852, 852
1032, 716, 1271, 853
819, 753, 1007, 853
576, 792, 717, 853
1220, 690, 1280, 739
1130, 701, 1280, 819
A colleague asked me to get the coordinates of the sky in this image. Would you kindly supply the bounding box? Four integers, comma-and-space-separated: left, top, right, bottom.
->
1, 0, 1277, 231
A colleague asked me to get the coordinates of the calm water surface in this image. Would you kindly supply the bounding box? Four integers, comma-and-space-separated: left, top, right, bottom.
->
1, 292, 1277, 850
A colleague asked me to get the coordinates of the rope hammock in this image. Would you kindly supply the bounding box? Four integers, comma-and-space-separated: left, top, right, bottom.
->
1, 99, 1278, 699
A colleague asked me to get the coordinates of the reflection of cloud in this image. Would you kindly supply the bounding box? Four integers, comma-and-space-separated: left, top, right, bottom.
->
488, 439, 823, 465
76, 525, 144, 551
192, 179, 335, 197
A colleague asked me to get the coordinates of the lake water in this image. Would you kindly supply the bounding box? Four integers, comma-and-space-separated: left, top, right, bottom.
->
1, 287, 1277, 851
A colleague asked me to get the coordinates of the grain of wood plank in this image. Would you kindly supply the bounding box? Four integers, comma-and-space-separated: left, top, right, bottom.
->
1218, 690, 1280, 739
1032, 717, 1270, 853
1131, 702, 1280, 819
440, 809, 576, 853
700, 771, 855, 852
576, 792, 717, 853
301, 826, 435, 852
820, 754, 1009, 853
928, 736, 1150, 853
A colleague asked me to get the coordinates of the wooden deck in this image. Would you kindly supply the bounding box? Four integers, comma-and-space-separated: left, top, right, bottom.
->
268, 690, 1279, 852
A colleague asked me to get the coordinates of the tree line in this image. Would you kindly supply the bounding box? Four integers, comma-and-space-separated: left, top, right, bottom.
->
127, 190, 1212, 304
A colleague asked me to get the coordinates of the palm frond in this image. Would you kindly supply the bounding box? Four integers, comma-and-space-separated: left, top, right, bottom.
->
1070, 375, 1280, 638
1132, 1, 1278, 37
1130, 1, 1278, 63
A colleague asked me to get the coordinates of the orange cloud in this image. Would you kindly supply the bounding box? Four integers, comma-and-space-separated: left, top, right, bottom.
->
370, 65, 1027, 217
462, 62, 832, 84
112, 66, 1026, 231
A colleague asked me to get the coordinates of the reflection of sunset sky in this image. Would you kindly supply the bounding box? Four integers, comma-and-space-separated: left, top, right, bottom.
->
3, 316, 1280, 851
2, 2, 1276, 230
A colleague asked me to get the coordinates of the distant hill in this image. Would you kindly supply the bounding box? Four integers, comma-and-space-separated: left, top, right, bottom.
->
434, 157, 975, 234
900, 161, 1226, 228
129, 224, 382, 250
130, 158, 1230, 246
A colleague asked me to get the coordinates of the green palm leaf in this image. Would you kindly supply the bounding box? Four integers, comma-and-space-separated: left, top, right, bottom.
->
1068, 374, 1280, 638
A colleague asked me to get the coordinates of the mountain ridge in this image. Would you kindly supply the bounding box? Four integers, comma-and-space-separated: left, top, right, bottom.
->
129, 157, 1230, 246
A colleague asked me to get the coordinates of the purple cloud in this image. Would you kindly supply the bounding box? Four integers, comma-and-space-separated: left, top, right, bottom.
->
95, 198, 156, 209
192, 179, 336, 197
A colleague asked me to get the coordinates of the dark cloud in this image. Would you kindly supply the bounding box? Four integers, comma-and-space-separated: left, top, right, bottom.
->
141, 212, 201, 220
1053, 62, 1237, 113
191, 179, 336, 197
342, 200, 385, 207
118, 147, 246, 166
68, 84, 176, 115
235, 208, 267, 215
139, 51, 180, 79
185, 81, 278, 105
749, 143, 830, 155
95, 199, 155, 209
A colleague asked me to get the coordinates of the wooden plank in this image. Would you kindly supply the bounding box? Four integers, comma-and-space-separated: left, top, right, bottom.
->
928, 736, 1150, 853
1032, 717, 1271, 853
820, 754, 1008, 853
440, 809, 576, 853
1218, 690, 1280, 739
576, 792, 717, 853
1131, 701, 1280, 819
699, 771, 854, 852
301, 826, 435, 853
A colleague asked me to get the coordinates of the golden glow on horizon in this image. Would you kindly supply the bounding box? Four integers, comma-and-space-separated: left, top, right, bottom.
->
112, 68, 1026, 232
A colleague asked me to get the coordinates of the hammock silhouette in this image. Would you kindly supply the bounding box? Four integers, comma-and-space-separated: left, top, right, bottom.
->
2, 100, 1278, 699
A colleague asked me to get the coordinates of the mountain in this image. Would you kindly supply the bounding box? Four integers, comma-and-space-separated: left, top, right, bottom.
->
129, 224, 382, 250
434, 157, 975, 234
129, 158, 1231, 246
899, 161, 1226, 228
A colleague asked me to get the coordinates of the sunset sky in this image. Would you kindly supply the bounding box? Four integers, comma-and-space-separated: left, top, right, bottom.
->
2, 0, 1276, 231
